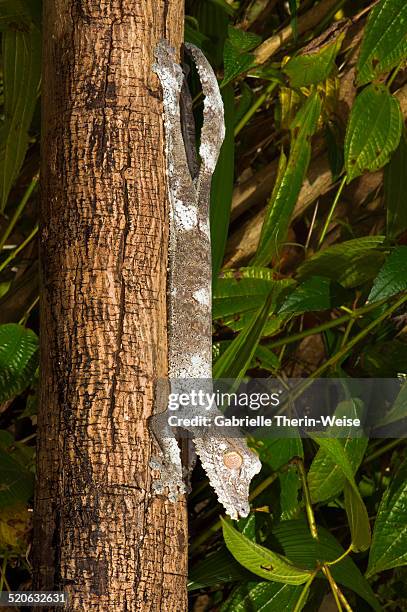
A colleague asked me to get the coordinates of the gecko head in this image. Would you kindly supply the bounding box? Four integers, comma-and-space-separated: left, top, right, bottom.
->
221, 446, 262, 519
194, 438, 262, 520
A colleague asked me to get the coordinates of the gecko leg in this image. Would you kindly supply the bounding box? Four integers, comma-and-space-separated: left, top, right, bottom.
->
149, 414, 186, 502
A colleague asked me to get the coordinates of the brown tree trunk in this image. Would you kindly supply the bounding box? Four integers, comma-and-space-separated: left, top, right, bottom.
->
33, 1, 187, 610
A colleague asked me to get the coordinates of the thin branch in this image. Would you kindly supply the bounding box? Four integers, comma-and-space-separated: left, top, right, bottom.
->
253, 0, 340, 65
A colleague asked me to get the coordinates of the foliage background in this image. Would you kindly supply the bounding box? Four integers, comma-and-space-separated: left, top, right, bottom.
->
0, 0, 406, 609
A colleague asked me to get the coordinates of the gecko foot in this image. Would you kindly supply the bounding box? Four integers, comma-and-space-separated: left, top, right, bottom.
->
150, 455, 186, 502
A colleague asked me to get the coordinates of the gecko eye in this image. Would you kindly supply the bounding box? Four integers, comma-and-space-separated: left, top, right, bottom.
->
223, 451, 243, 470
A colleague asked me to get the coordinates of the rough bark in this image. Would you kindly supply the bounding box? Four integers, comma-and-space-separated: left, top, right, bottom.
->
33, 1, 187, 610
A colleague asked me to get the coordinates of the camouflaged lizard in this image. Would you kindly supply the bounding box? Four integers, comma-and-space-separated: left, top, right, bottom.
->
149, 40, 261, 520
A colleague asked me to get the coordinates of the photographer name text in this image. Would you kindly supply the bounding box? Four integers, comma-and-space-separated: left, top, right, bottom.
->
167, 414, 361, 428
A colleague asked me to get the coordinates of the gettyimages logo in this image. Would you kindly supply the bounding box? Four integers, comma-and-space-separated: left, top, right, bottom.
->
155, 378, 406, 439
167, 388, 281, 411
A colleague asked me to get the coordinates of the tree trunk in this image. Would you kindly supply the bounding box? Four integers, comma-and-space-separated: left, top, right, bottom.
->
33, 1, 187, 610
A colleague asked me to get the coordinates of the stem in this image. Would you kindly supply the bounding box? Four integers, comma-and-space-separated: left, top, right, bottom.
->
280, 293, 407, 408
311, 293, 407, 379
340, 317, 355, 348
234, 81, 278, 136
253, 0, 340, 64
324, 566, 354, 612
387, 59, 405, 89
318, 175, 347, 247
190, 518, 222, 553
298, 458, 354, 611
323, 566, 344, 611
293, 570, 318, 612
305, 201, 319, 251
268, 315, 351, 349
296, 458, 318, 540
0, 224, 38, 273
249, 472, 278, 501
0, 174, 39, 252
188, 478, 208, 500
364, 439, 405, 464
336, 588, 354, 612
18, 295, 40, 326
16, 432, 37, 445
0, 556, 5, 591
325, 544, 352, 566
266, 297, 389, 351
0, 555, 10, 592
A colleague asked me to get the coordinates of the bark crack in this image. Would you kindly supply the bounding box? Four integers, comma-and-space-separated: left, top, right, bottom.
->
163, 0, 169, 39
107, 176, 130, 443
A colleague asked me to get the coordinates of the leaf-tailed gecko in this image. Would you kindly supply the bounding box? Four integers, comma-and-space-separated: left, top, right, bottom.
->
149, 40, 261, 520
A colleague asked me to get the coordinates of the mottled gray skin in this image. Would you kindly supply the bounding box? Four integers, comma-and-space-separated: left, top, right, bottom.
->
150, 40, 261, 520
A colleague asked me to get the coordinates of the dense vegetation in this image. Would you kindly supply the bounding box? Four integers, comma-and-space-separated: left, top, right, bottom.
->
0, 0, 406, 609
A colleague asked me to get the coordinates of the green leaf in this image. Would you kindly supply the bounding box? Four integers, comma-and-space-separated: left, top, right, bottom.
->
234, 82, 254, 128
272, 521, 380, 610
221, 25, 260, 86
253, 92, 322, 265
311, 437, 371, 551
213, 267, 292, 319
251, 344, 280, 372
188, 547, 252, 590
229, 311, 287, 335
283, 34, 345, 88
227, 25, 261, 52
376, 381, 407, 426
213, 340, 280, 372
357, 0, 407, 86
325, 121, 344, 181
368, 246, 407, 302
255, 436, 303, 471
0, 430, 14, 448
361, 340, 407, 377
0, 0, 32, 28
249, 64, 284, 82
0, 449, 34, 508
308, 400, 368, 503
288, 0, 300, 38
385, 131, 407, 238
193, 0, 229, 67
213, 267, 293, 334
344, 84, 403, 183
221, 518, 312, 585
213, 292, 275, 380
343, 480, 372, 553
184, 18, 209, 48
367, 458, 407, 576
20, 0, 42, 29
279, 468, 301, 520
209, 0, 236, 17
0, 24, 41, 211
0, 324, 38, 402
297, 236, 386, 288
253, 436, 303, 520
311, 437, 357, 490
0, 281, 11, 299
192, 519, 379, 609
221, 581, 303, 612
278, 87, 302, 130
211, 85, 235, 285
278, 276, 334, 314
253, 150, 287, 263
222, 41, 255, 86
